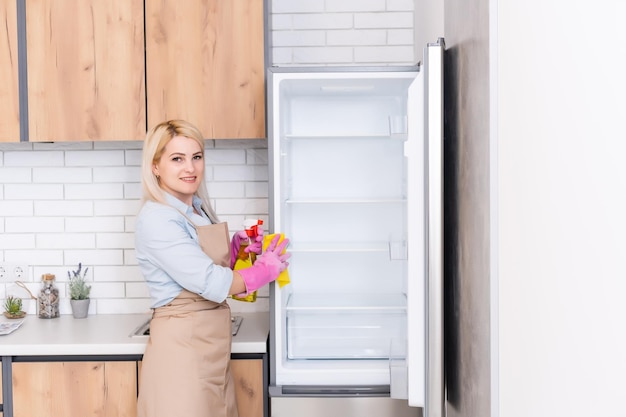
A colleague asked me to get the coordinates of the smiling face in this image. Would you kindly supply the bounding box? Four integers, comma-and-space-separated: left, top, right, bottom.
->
152, 135, 205, 206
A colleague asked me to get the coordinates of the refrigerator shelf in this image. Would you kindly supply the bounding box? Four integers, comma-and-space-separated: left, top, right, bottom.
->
285, 293, 407, 360
286, 241, 403, 253
285, 293, 407, 311
282, 134, 407, 141
284, 198, 406, 204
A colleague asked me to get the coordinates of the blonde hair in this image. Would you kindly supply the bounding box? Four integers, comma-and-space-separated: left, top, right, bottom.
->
140, 120, 220, 223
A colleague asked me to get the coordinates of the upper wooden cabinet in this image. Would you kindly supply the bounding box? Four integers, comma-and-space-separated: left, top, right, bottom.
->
145, 0, 266, 139
19, 0, 264, 142
25, 0, 146, 142
0, 0, 20, 142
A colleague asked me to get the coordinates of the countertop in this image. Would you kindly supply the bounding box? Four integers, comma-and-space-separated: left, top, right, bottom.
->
0, 312, 269, 357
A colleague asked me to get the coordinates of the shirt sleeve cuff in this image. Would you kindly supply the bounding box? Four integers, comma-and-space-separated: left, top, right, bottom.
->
199, 268, 234, 303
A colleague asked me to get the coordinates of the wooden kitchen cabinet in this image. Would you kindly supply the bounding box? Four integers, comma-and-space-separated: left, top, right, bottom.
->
231, 358, 265, 417
8, 0, 265, 142
145, 0, 266, 139
0, 0, 20, 142
25, 0, 146, 141
12, 361, 137, 417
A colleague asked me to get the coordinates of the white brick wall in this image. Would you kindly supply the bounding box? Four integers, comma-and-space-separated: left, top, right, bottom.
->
0, 0, 416, 315
271, 0, 415, 66
0, 140, 269, 315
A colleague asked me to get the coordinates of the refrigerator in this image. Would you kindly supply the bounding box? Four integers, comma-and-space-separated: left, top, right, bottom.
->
267, 39, 444, 417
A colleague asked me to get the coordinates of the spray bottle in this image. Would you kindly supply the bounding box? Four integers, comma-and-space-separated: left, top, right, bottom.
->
232, 219, 263, 302
236, 219, 264, 264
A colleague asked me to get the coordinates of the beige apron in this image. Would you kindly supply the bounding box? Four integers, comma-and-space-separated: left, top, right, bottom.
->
137, 221, 239, 417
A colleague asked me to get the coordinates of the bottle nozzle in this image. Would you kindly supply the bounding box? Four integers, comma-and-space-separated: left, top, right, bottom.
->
243, 219, 263, 238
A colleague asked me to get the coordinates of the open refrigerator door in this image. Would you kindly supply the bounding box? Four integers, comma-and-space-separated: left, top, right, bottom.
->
267, 38, 443, 417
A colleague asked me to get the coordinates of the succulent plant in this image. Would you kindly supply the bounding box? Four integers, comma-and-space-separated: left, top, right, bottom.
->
4, 296, 23, 316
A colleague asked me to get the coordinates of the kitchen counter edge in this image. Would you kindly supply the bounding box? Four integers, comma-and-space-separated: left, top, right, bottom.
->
0, 312, 269, 356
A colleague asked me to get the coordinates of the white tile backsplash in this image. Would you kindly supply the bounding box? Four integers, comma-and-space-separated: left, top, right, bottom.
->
7, 250, 63, 265
36, 233, 96, 249
0, 140, 270, 314
65, 150, 125, 166
93, 166, 141, 183
205, 149, 247, 165
0, 234, 35, 250
0, 167, 32, 182
0, 201, 34, 217
94, 266, 143, 282
63, 249, 124, 266
93, 200, 141, 216
326, 0, 387, 12
208, 182, 246, 199
6, 217, 65, 233
34, 200, 93, 216
326, 29, 388, 46
91, 282, 126, 298
354, 12, 414, 29
5, 184, 64, 200
64, 183, 125, 200
4, 150, 64, 166
65, 216, 125, 233
96, 232, 136, 249
272, 0, 325, 14
354, 45, 414, 63
271, 0, 415, 66
32, 167, 92, 183
0, 0, 415, 315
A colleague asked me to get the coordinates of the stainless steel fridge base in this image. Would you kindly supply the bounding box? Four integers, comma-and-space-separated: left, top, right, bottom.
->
270, 396, 422, 417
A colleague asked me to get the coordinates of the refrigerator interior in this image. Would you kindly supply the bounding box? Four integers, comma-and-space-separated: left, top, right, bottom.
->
269, 69, 426, 389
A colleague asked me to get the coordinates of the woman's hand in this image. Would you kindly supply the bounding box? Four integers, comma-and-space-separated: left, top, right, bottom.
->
230, 226, 264, 268
236, 234, 290, 295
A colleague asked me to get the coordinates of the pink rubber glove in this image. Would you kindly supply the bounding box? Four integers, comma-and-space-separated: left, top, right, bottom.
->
230, 226, 264, 269
237, 234, 290, 295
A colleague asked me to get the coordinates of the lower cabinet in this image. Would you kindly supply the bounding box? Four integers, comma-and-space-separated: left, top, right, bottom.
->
231, 358, 265, 417
5, 355, 266, 417
12, 361, 137, 417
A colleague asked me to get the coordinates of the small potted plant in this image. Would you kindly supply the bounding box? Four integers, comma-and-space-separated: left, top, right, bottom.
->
3, 295, 26, 319
68, 263, 91, 319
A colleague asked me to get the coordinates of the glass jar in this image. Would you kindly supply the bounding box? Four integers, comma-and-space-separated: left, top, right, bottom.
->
38, 273, 60, 319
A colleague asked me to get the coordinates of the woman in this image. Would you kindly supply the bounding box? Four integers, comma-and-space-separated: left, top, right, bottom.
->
135, 120, 289, 417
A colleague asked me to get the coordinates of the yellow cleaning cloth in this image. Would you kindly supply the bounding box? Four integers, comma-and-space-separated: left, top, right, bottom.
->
231, 233, 290, 303
263, 233, 291, 288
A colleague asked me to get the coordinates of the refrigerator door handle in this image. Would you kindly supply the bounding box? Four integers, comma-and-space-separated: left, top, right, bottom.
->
424, 38, 445, 417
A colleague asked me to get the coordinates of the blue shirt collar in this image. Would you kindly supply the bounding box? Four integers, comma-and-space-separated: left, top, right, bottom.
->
163, 192, 204, 217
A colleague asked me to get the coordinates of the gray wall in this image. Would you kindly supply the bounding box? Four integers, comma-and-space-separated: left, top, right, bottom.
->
443, 0, 492, 416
